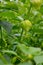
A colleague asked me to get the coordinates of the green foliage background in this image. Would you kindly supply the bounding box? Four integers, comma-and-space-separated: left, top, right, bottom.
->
0, 0, 43, 65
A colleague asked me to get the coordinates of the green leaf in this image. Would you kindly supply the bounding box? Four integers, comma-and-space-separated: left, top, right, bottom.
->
37, 63, 42, 65
40, 5, 43, 14
0, 59, 5, 65
2, 50, 17, 56
0, 1, 18, 11
0, 59, 12, 65
18, 44, 41, 55
0, 53, 8, 64
32, 23, 43, 34
18, 61, 33, 65
34, 55, 43, 64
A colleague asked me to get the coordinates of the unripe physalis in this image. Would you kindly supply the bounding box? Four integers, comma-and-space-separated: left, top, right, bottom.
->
30, 0, 42, 7
28, 54, 33, 59
21, 20, 32, 31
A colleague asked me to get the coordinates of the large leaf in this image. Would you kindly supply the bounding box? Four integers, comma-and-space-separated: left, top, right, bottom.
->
18, 61, 33, 65
34, 55, 43, 64
18, 44, 41, 55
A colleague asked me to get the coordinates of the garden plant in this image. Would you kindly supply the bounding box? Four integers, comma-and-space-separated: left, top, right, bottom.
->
0, 0, 43, 65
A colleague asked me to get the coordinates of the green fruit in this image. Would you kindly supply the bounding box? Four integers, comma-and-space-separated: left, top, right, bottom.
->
21, 20, 32, 31
30, 0, 42, 7
28, 54, 33, 59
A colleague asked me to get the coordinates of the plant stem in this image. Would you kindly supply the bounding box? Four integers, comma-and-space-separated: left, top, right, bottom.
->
0, 26, 2, 49
19, 28, 23, 42
1, 26, 2, 40
28, 3, 32, 17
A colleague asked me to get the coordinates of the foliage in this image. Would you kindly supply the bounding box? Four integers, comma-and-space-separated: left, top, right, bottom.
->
0, 0, 43, 65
